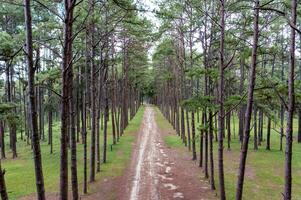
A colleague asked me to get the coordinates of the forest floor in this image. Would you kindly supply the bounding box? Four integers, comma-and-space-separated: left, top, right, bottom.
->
8, 105, 301, 199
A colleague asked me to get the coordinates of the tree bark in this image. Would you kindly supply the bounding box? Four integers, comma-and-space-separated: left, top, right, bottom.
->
24, 0, 46, 199
60, 0, 76, 199
191, 111, 197, 160
0, 160, 8, 200
284, 0, 297, 199
235, 1, 259, 199
0, 121, 5, 159
209, 110, 215, 190
218, 1, 226, 199
266, 117, 271, 150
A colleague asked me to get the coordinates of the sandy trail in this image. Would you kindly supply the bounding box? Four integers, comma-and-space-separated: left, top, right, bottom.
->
128, 106, 160, 200
122, 106, 216, 200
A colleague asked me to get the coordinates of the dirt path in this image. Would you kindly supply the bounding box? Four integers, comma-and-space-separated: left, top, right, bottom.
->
120, 106, 216, 200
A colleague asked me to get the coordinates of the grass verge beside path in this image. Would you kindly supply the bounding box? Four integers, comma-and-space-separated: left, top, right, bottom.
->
154, 107, 301, 200
2, 106, 145, 199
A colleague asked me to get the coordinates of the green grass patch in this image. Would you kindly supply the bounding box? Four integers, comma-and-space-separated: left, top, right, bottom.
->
154, 108, 183, 149
2, 107, 144, 199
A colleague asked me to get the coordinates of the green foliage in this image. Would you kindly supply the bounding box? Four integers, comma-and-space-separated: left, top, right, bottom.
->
182, 95, 216, 111
0, 31, 16, 59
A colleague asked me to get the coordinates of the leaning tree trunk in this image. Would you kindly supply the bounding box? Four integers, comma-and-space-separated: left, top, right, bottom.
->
235, 1, 259, 199
24, 0, 46, 199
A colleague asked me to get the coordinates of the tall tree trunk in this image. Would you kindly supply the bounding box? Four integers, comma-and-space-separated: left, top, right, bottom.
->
60, 0, 76, 199
89, 0, 96, 182
235, 1, 259, 199
24, 0, 46, 199
284, 0, 296, 199
218, 1, 226, 199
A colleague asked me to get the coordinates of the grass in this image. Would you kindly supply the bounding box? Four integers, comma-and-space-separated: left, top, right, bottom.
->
154, 107, 301, 200
2, 106, 145, 199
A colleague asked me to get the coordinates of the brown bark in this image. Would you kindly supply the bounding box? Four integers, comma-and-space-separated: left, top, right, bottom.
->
284, 0, 297, 199
209, 110, 215, 190
24, 0, 46, 199
235, 0, 259, 199
218, 1, 226, 199
0, 160, 8, 200
191, 111, 197, 160
60, 0, 76, 199
0, 121, 5, 159
89, 0, 96, 182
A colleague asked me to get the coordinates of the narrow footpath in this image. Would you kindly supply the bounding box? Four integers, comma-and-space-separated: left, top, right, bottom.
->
121, 106, 216, 200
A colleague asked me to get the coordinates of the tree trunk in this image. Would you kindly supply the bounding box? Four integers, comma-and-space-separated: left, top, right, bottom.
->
0, 160, 8, 200
70, 81, 78, 199
199, 113, 204, 167
186, 110, 191, 151
209, 110, 215, 190
103, 78, 109, 164
235, 1, 259, 199
48, 81, 53, 154
280, 105, 284, 151
60, 0, 76, 199
284, 0, 296, 199
191, 111, 197, 160
266, 117, 271, 150
89, 0, 96, 182
0, 121, 5, 159
218, 1, 226, 199
204, 111, 209, 178
227, 112, 231, 150
298, 107, 301, 143
253, 106, 258, 150
82, 76, 87, 194
24, 0, 46, 199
